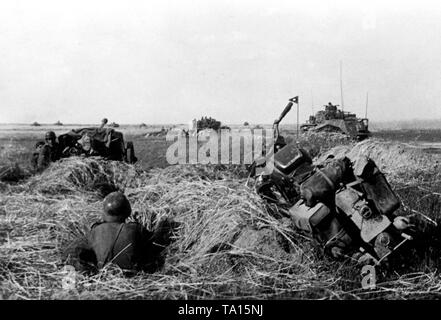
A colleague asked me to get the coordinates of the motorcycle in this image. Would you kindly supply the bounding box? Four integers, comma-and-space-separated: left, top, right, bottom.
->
247, 97, 413, 265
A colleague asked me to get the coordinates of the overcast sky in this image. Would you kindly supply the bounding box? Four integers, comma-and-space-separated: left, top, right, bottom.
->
1, 0, 441, 125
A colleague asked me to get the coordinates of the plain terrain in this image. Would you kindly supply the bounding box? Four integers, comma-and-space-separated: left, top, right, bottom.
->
1, 124, 441, 300
1, 124, 440, 171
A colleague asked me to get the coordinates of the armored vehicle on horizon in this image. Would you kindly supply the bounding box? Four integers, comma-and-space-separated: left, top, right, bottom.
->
301, 102, 370, 141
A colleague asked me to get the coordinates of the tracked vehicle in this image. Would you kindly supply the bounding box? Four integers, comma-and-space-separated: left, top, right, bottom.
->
301, 102, 370, 141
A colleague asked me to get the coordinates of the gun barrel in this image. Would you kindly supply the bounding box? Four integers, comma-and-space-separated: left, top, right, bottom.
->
276, 102, 293, 123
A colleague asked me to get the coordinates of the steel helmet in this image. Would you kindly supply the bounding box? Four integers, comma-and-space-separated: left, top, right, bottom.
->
102, 191, 132, 222
45, 131, 56, 140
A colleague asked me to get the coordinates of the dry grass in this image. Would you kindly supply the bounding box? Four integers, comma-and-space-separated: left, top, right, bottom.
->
294, 131, 354, 158
1, 134, 441, 300
0, 157, 318, 299
318, 138, 441, 185
0, 142, 31, 182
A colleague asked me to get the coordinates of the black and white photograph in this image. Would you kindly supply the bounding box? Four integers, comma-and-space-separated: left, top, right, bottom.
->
0, 0, 441, 305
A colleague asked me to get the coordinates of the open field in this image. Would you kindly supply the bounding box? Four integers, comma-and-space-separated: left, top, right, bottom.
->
1, 125, 441, 299
374, 130, 441, 155
1, 124, 440, 173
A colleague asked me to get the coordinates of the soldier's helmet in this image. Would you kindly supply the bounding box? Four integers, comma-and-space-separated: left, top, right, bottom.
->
45, 131, 56, 141
102, 191, 132, 222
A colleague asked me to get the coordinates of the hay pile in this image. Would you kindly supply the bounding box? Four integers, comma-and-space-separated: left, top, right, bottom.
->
24, 157, 144, 194
0, 157, 326, 299
1, 142, 441, 299
295, 132, 354, 158
318, 139, 440, 184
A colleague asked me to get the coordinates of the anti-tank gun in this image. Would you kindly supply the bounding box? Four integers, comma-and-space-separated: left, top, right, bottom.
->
57, 118, 137, 163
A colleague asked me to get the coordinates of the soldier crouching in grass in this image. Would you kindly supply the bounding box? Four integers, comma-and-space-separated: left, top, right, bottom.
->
70, 191, 176, 275
32, 131, 62, 172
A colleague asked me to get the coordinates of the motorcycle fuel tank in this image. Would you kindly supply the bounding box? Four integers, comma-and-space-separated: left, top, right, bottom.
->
274, 143, 312, 176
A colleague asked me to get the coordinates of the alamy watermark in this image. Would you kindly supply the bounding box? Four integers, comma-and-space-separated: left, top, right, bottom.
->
165, 128, 275, 174
361, 264, 376, 290
61, 265, 77, 291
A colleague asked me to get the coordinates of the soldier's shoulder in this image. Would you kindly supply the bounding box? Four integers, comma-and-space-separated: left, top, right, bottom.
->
124, 222, 149, 234
90, 221, 105, 229
124, 222, 144, 229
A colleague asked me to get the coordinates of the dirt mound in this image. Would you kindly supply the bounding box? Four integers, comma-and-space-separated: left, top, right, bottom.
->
232, 227, 295, 261
24, 157, 145, 194
318, 139, 440, 183
295, 132, 354, 158
126, 164, 296, 267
